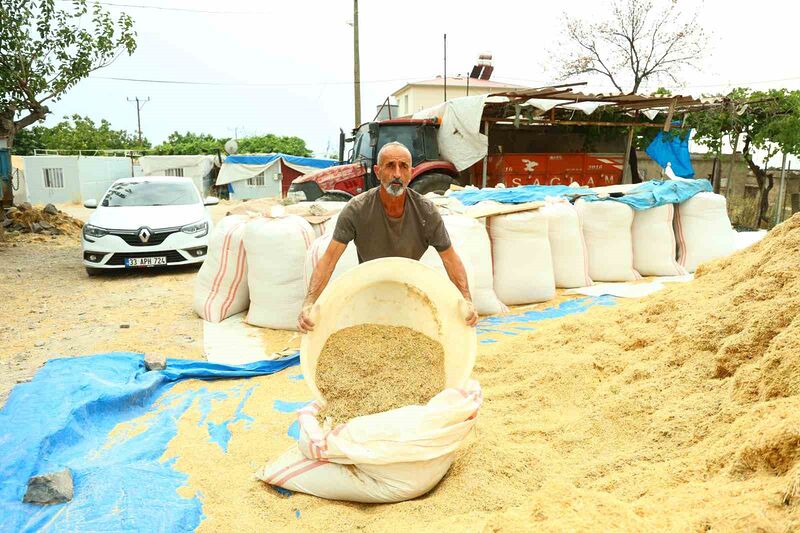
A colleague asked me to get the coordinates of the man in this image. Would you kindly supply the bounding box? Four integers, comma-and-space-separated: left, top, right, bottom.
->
297, 141, 478, 332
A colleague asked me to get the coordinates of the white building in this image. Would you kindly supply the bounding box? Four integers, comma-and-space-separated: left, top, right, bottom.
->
138, 155, 219, 196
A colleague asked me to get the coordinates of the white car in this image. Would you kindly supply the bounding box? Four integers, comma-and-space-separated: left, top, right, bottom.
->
81, 177, 218, 275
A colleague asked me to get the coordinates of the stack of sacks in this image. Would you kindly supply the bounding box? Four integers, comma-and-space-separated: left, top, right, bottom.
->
575, 199, 640, 282
419, 215, 505, 315
245, 215, 316, 330
541, 198, 592, 288
632, 204, 687, 276
193, 215, 250, 322
304, 230, 359, 288
673, 192, 736, 273
487, 209, 555, 305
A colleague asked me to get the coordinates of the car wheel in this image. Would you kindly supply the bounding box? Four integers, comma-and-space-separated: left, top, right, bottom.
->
85, 266, 102, 277
318, 190, 353, 202
409, 173, 454, 195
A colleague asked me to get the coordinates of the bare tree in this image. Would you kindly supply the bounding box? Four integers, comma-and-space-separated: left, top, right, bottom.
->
554, 0, 708, 181
558, 0, 707, 93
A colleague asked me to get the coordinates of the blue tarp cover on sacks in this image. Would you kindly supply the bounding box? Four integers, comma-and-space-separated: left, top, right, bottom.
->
450, 184, 581, 206
0, 352, 299, 533
645, 131, 695, 178
582, 179, 712, 211
225, 154, 337, 169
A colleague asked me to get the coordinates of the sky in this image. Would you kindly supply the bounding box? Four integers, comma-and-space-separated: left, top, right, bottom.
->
41, 0, 800, 163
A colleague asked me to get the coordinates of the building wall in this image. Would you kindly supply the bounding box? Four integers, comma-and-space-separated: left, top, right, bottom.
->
22, 156, 81, 204
77, 157, 134, 202
395, 83, 519, 116
228, 162, 282, 200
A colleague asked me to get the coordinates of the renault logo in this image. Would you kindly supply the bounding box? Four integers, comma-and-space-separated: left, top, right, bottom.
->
138, 227, 151, 243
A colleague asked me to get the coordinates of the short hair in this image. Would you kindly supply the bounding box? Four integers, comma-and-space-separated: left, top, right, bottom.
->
376, 141, 412, 166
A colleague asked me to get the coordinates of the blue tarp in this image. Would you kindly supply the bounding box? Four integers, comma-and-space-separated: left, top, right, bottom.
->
583, 179, 712, 211
0, 352, 299, 532
225, 153, 337, 169
645, 131, 695, 178
450, 180, 711, 211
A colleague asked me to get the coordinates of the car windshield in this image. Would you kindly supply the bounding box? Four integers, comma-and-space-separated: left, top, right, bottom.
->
102, 181, 199, 207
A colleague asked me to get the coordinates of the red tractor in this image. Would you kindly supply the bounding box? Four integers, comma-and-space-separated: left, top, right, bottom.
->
288, 118, 459, 201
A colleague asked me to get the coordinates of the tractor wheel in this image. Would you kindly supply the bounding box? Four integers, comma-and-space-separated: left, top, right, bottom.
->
409, 173, 454, 195
318, 190, 354, 202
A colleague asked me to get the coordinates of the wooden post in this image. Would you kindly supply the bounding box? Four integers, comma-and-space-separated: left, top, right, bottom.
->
775, 156, 789, 225
482, 120, 489, 188
662, 98, 677, 132
621, 126, 634, 184
726, 133, 740, 199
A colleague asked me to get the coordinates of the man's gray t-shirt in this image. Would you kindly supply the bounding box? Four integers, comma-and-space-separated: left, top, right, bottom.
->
332, 187, 451, 263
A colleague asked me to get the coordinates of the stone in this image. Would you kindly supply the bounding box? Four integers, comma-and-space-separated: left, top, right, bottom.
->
34, 341, 45, 347
23, 468, 74, 504
43, 204, 59, 215
1, 219, 12, 228
39, 221, 53, 230
31, 222, 42, 233
144, 353, 167, 372
119, 323, 130, 329
18, 202, 32, 212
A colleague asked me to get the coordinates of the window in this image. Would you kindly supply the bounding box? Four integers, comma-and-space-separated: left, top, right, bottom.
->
102, 180, 200, 207
247, 172, 266, 186
164, 168, 184, 177
43, 168, 64, 189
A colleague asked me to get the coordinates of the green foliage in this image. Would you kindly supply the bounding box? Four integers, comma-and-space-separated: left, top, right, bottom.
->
11, 115, 145, 155
152, 132, 312, 156
0, 0, 137, 139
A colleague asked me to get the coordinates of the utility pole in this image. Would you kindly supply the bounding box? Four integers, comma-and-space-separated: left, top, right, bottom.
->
353, 0, 361, 127
443, 34, 447, 102
127, 97, 150, 145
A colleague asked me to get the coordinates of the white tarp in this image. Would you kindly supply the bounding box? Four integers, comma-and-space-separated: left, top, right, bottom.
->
412, 95, 488, 172
139, 155, 215, 193
216, 159, 281, 186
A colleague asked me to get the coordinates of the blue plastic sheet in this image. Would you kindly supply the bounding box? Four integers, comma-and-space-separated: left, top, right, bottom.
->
0, 352, 299, 532
450, 184, 583, 206
645, 131, 695, 178
225, 154, 336, 169
582, 179, 712, 211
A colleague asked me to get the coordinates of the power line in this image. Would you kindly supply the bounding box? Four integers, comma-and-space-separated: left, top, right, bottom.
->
90, 75, 421, 87
56, 0, 270, 15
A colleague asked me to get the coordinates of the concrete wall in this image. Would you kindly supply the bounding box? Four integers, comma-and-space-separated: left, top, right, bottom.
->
395, 82, 519, 116
22, 156, 81, 204
78, 157, 134, 202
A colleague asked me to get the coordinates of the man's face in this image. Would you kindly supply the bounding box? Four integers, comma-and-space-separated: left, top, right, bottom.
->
374, 145, 412, 197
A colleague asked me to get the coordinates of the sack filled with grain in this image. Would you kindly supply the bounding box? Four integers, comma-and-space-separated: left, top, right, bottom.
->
673, 192, 736, 273
304, 231, 359, 289
632, 204, 687, 277
244, 215, 315, 330
541, 197, 593, 288
193, 215, 250, 322
258, 379, 482, 503
487, 209, 556, 305
575, 199, 640, 282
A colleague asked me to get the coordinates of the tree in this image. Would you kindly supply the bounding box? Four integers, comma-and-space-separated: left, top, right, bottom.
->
0, 0, 136, 146
554, 0, 707, 180
152, 132, 313, 156
152, 132, 223, 155
237, 134, 311, 156
12, 114, 145, 155
690, 88, 800, 228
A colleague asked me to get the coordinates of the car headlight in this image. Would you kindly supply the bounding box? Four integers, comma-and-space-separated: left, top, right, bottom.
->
83, 224, 109, 239
181, 221, 208, 237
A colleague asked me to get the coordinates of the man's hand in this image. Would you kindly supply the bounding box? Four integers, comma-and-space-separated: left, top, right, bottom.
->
464, 299, 478, 327
297, 304, 315, 333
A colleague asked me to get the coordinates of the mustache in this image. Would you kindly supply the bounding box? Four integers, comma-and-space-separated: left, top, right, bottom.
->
390, 179, 403, 186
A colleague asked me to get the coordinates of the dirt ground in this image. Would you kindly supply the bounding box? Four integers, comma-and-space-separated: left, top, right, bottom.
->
0, 203, 233, 407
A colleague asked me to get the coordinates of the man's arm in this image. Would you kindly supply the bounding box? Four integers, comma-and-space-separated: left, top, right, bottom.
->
297, 240, 347, 333
438, 246, 478, 327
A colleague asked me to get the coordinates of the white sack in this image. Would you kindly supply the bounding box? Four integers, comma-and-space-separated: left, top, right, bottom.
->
541, 198, 593, 288
257, 380, 482, 503
575, 200, 640, 282
674, 192, 736, 273
632, 204, 687, 277
304, 232, 359, 288
487, 209, 556, 305
193, 215, 250, 322
245, 215, 315, 330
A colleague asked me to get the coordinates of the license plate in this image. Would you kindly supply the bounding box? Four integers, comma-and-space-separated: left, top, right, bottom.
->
125, 256, 167, 268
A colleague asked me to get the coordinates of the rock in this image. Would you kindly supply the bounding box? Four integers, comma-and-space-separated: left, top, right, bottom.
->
34, 341, 45, 347
18, 202, 32, 212
43, 204, 59, 215
144, 354, 167, 372
39, 221, 53, 230
31, 222, 42, 233
119, 323, 130, 329
1, 219, 12, 228
23, 468, 74, 504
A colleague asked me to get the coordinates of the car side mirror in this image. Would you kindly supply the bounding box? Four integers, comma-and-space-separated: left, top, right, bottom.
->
84, 199, 98, 209
204, 196, 220, 206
